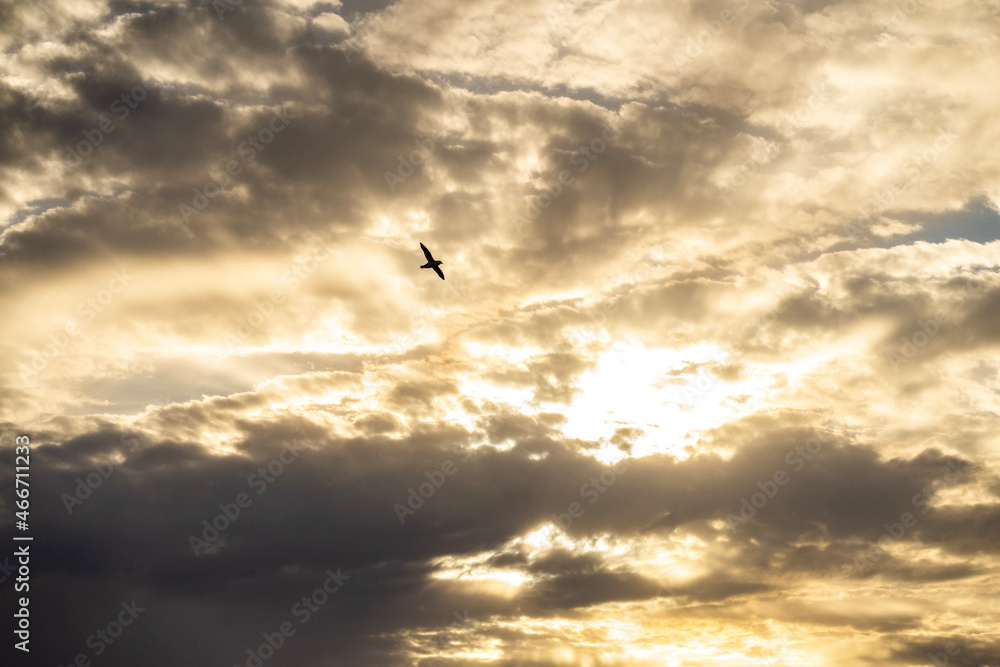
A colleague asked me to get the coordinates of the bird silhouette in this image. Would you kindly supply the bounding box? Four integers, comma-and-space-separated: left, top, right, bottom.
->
419, 242, 445, 280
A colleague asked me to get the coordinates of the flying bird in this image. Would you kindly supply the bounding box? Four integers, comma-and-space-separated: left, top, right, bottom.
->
419, 242, 445, 280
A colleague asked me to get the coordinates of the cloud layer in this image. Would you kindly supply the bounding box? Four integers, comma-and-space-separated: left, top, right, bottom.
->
1, 0, 999, 665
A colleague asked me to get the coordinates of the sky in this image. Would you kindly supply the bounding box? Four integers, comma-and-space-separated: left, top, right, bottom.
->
1, 0, 1000, 665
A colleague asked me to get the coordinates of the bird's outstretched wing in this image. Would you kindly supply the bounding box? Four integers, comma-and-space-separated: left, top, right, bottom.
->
433, 266, 445, 280
420, 242, 435, 262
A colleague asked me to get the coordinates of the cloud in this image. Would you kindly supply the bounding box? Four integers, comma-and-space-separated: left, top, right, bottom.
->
2, 0, 999, 663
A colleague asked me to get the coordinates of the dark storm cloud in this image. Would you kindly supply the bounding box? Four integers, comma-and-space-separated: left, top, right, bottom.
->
914, 505, 1000, 557
672, 575, 774, 604
0, 79, 61, 171
888, 636, 1000, 667
556, 420, 973, 545
1, 409, 986, 664
526, 570, 660, 609
0, 8, 451, 274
